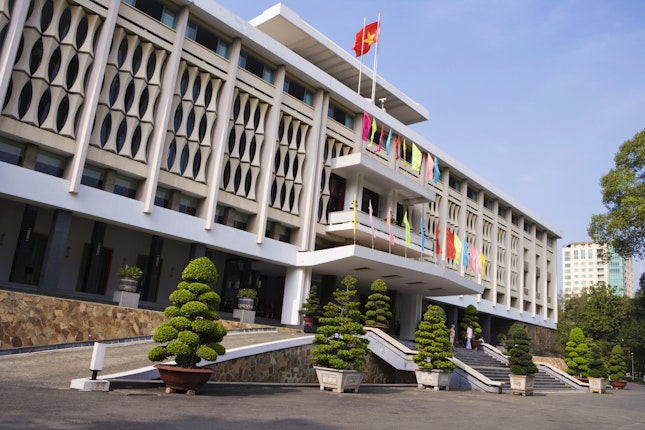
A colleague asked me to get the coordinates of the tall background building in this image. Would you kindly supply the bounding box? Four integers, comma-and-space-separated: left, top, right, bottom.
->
562, 242, 634, 298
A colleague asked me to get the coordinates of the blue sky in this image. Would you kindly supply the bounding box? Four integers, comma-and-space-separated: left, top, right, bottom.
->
215, 0, 645, 286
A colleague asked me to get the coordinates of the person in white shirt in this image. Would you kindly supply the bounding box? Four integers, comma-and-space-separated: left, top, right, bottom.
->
466, 325, 473, 349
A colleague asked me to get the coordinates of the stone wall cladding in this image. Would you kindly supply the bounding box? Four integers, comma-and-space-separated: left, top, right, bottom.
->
0, 290, 290, 350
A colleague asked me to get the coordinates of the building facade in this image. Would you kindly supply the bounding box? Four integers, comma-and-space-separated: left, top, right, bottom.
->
0, 0, 560, 342
562, 242, 635, 298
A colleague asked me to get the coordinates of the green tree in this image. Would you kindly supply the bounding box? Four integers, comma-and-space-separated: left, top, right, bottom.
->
587, 344, 609, 378
312, 275, 369, 371
413, 304, 456, 372
588, 128, 645, 259
364, 278, 392, 328
563, 327, 589, 377
508, 325, 538, 375
607, 344, 627, 381
460, 304, 482, 340
558, 283, 629, 354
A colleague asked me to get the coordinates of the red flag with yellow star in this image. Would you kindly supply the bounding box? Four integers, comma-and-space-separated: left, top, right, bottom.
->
353, 21, 379, 57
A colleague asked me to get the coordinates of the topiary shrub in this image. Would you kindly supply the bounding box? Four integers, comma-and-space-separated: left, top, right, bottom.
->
312, 275, 369, 371
148, 257, 227, 368
460, 304, 482, 340
299, 284, 322, 319
364, 278, 392, 328
413, 304, 456, 373
587, 344, 609, 378
508, 325, 538, 375
607, 344, 627, 381
563, 327, 589, 377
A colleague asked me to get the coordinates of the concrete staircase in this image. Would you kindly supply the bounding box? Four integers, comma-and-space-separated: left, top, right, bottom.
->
453, 346, 576, 393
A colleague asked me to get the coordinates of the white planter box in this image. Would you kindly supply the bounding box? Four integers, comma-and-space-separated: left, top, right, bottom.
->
588, 377, 606, 394
314, 366, 365, 393
414, 369, 451, 391
509, 374, 535, 396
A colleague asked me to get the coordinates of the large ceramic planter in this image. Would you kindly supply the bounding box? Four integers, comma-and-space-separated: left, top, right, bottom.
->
414, 369, 452, 391
610, 380, 627, 390
588, 377, 606, 394
118, 276, 138, 292
314, 366, 365, 393
509, 374, 535, 396
237, 297, 254, 310
155, 364, 214, 395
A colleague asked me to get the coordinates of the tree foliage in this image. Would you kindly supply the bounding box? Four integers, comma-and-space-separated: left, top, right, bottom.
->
312, 275, 369, 371
460, 304, 482, 340
563, 327, 589, 377
508, 325, 538, 375
364, 278, 392, 327
607, 345, 627, 381
588, 128, 645, 259
413, 304, 455, 372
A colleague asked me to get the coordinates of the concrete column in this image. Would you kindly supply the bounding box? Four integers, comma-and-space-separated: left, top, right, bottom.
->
142, 6, 190, 213
281, 267, 311, 326
67, 0, 120, 193
397, 293, 424, 342
39, 210, 73, 295
0, 0, 30, 113
202, 38, 242, 229
251, 65, 285, 244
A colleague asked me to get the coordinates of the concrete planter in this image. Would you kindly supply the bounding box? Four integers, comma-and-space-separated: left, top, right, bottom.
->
509, 374, 535, 396
314, 366, 365, 393
414, 368, 451, 391
588, 377, 606, 394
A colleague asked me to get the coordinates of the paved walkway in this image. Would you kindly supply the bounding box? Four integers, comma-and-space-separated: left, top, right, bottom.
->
1, 332, 645, 429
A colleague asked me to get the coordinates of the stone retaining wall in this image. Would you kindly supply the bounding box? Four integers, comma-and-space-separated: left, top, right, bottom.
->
0, 290, 289, 350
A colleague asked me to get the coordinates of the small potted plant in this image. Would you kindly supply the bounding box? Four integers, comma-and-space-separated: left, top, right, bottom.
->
148, 257, 227, 395
587, 343, 608, 393
607, 344, 628, 389
460, 304, 482, 348
312, 275, 370, 393
298, 285, 322, 332
236, 288, 257, 310
563, 327, 589, 381
413, 304, 456, 390
364, 278, 392, 333
117, 264, 143, 292
507, 325, 538, 396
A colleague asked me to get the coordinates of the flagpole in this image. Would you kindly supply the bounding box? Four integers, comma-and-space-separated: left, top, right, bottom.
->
370, 13, 381, 103
357, 16, 366, 96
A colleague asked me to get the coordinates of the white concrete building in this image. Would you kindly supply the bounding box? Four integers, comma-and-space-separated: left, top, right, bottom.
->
562, 242, 635, 298
0, 0, 560, 342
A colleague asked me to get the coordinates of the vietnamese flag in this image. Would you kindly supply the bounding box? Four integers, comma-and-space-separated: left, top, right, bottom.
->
353, 21, 379, 57
445, 228, 456, 260
435, 225, 442, 255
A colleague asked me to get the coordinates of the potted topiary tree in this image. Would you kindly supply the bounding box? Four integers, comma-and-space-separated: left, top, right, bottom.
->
460, 304, 482, 348
507, 325, 538, 396
148, 257, 227, 395
607, 344, 628, 389
236, 288, 257, 310
563, 327, 590, 382
117, 264, 143, 292
312, 274, 370, 393
413, 304, 456, 390
364, 278, 392, 333
299, 284, 322, 332
587, 343, 609, 394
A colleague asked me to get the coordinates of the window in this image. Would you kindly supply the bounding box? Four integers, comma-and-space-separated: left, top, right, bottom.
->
483, 195, 493, 210
511, 214, 519, 226
35, 150, 66, 177
448, 176, 461, 191
239, 50, 275, 83
361, 188, 379, 217
0, 139, 23, 165
179, 195, 198, 216
327, 103, 354, 129
498, 206, 507, 218
114, 174, 138, 198
186, 20, 230, 58
467, 186, 478, 201
284, 77, 314, 106
124, 0, 178, 29
81, 165, 105, 189
155, 187, 171, 208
